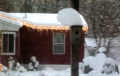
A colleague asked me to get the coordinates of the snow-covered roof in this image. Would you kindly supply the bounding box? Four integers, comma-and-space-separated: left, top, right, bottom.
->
0, 11, 23, 31
8, 13, 63, 26
0, 10, 88, 31
8, 12, 88, 27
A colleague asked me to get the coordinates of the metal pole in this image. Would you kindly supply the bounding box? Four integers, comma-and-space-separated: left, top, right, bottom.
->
70, 0, 80, 76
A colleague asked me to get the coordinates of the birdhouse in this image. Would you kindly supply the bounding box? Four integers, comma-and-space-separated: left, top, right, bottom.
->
70, 25, 83, 45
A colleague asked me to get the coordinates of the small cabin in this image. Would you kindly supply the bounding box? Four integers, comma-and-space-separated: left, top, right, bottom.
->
0, 11, 88, 66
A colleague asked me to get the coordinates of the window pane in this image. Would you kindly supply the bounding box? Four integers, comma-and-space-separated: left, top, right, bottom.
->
3, 34, 8, 53
53, 44, 64, 53
9, 34, 14, 53
54, 33, 64, 43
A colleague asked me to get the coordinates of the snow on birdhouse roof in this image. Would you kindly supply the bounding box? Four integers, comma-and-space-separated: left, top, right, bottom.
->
57, 8, 88, 26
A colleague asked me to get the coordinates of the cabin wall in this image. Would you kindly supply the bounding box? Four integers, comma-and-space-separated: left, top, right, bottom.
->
1, 31, 20, 66
20, 26, 84, 65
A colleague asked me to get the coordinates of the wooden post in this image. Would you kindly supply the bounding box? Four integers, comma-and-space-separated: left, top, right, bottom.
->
70, 0, 80, 76
71, 45, 79, 76
70, 25, 82, 76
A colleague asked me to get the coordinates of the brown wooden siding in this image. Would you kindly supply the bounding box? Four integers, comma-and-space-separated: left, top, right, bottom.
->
20, 26, 84, 64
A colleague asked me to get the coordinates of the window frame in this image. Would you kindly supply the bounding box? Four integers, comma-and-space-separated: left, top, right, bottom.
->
53, 33, 65, 54
1, 32, 16, 55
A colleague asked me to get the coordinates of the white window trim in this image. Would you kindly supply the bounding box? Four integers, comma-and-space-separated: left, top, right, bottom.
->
53, 33, 65, 54
1, 32, 16, 55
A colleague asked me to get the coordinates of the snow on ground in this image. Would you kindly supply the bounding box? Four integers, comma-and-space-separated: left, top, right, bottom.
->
85, 38, 97, 47
83, 53, 118, 72
119, 66, 120, 73
85, 37, 120, 65
85, 36, 120, 47
98, 47, 106, 53
0, 67, 120, 76
0, 68, 120, 76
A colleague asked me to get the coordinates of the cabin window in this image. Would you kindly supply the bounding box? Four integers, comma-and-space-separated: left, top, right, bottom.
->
1, 32, 16, 55
53, 33, 65, 54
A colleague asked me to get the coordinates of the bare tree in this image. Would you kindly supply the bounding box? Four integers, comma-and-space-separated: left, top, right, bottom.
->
0, 0, 13, 12
5, 0, 70, 13
79, 0, 120, 56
